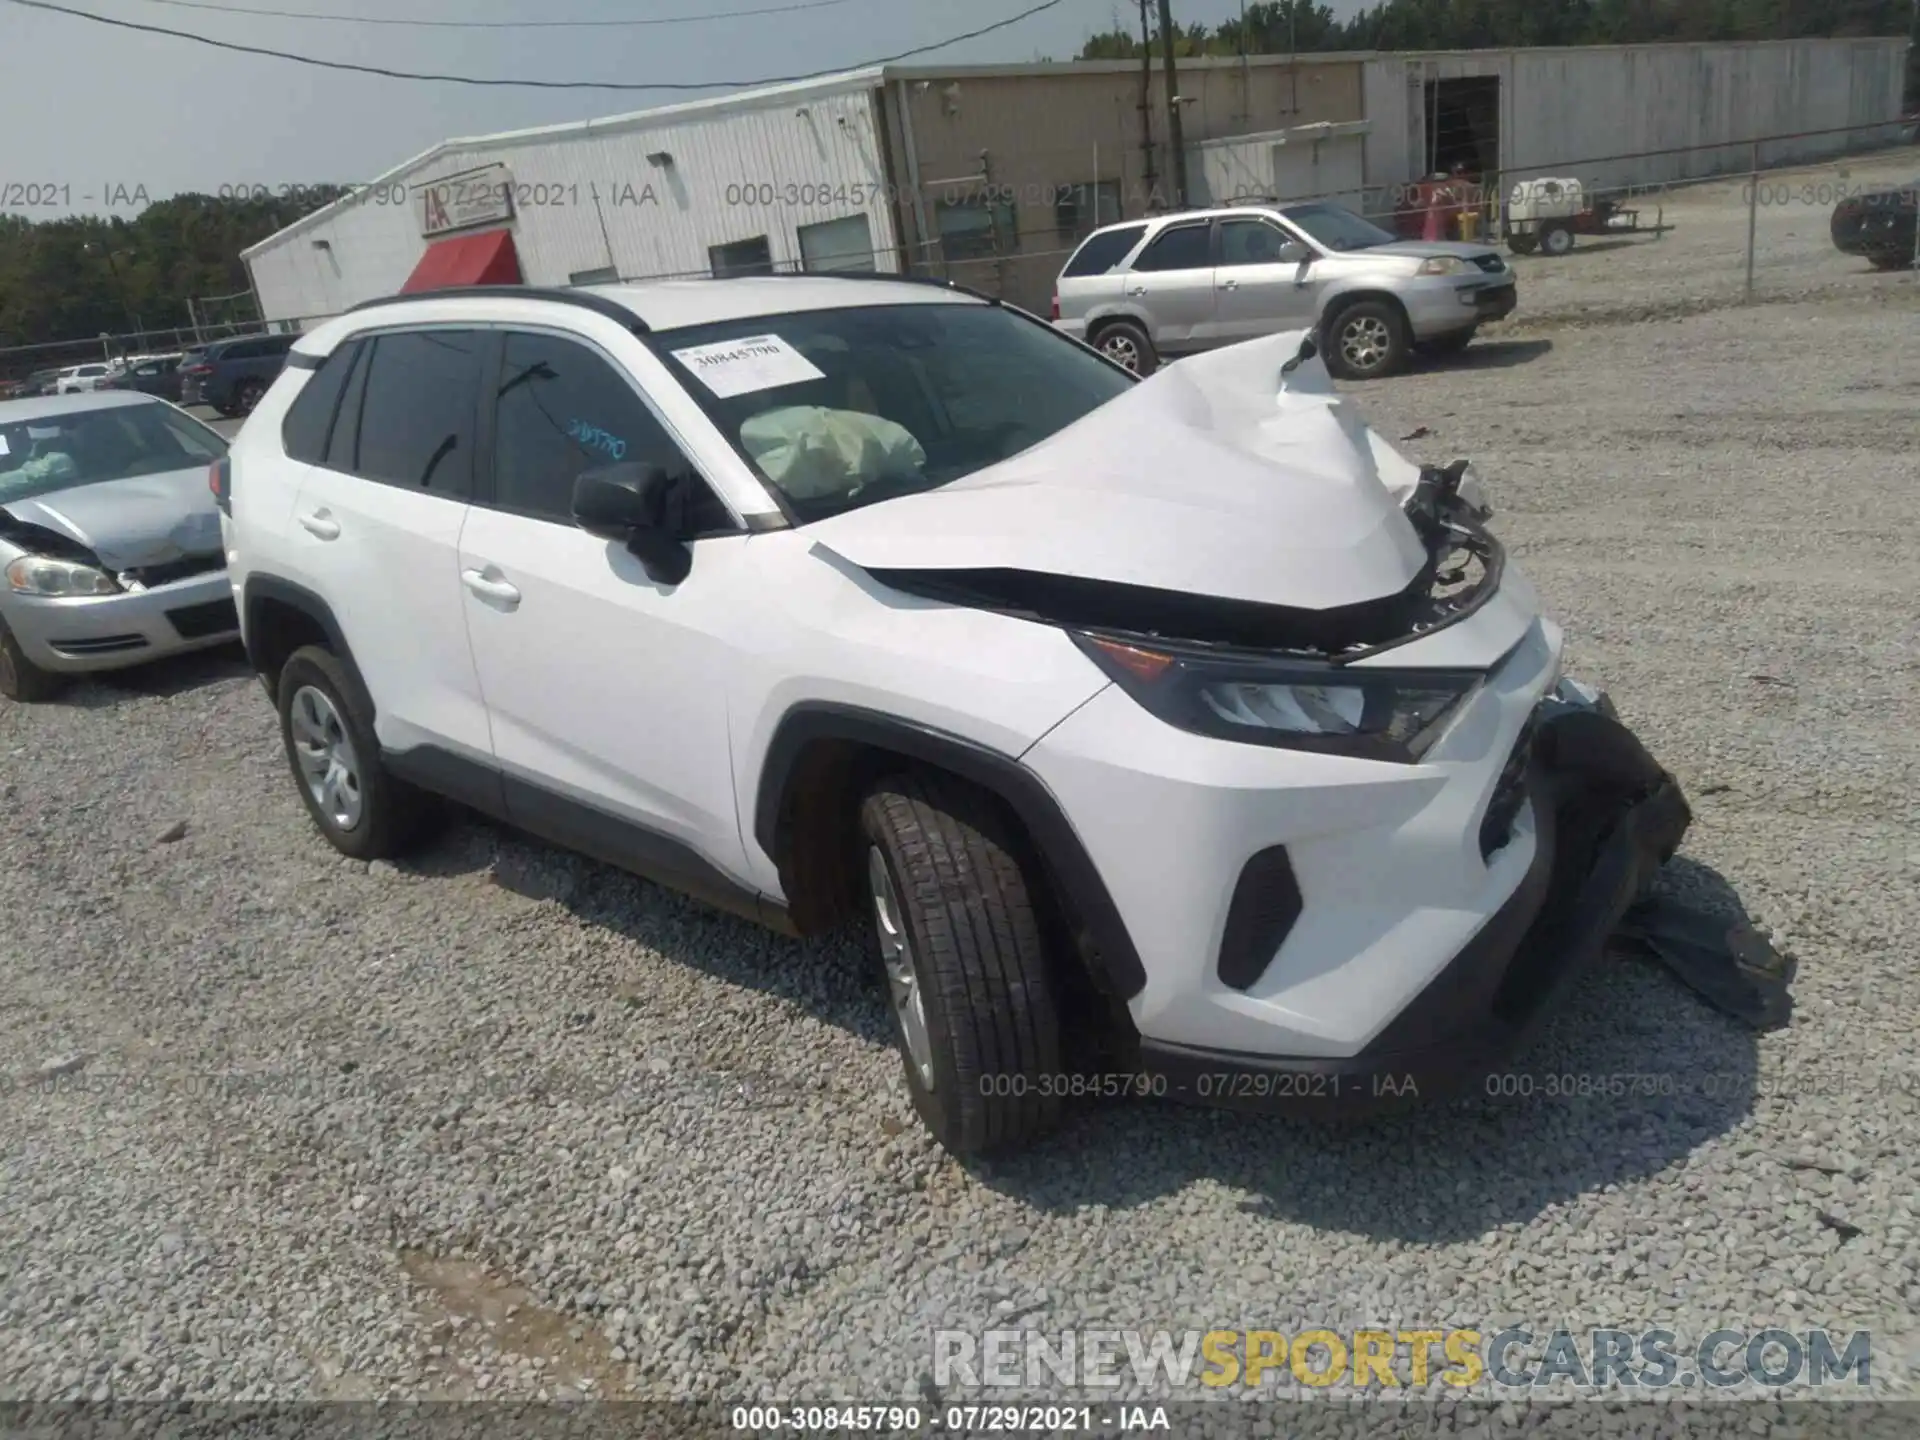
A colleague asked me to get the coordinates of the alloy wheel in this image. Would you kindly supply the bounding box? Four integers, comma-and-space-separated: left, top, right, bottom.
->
1101, 334, 1142, 372
289, 685, 364, 831
1340, 315, 1392, 374
868, 845, 935, 1090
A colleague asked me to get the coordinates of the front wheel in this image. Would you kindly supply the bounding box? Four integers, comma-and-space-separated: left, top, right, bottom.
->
859, 774, 1064, 1156
1540, 222, 1576, 257
0, 618, 65, 703
1323, 300, 1410, 381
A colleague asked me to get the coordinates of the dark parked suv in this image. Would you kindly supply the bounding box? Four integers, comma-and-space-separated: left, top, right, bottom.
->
180, 333, 298, 415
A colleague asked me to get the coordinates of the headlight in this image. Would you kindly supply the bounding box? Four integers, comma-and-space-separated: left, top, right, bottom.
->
1073, 634, 1481, 763
1416, 256, 1469, 276
5, 555, 122, 597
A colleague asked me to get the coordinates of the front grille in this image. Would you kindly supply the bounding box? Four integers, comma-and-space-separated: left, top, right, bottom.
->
123, 553, 224, 589
1478, 710, 1540, 861
1216, 846, 1304, 992
49, 634, 149, 656
165, 597, 240, 639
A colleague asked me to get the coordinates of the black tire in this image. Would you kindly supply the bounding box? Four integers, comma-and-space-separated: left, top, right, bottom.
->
1540, 222, 1576, 257
1090, 319, 1158, 376
858, 773, 1064, 1155
1867, 251, 1916, 271
275, 644, 438, 860
1508, 233, 1539, 255
0, 618, 66, 703
1417, 327, 1477, 358
1323, 299, 1410, 381
234, 379, 266, 414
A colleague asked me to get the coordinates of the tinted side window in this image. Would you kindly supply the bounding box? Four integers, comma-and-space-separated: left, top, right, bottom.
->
491, 331, 733, 533
348, 330, 484, 496
1063, 224, 1147, 277
1130, 223, 1211, 272
1217, 218, 1292, 266
221, 341, 261, 361
282, 340, 361, 464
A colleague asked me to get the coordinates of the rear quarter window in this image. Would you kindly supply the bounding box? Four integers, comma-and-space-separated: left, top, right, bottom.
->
281, 341, 362, 465
1063, 224, 1148, 277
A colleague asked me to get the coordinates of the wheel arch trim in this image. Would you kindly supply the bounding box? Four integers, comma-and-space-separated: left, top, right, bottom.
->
752, 702, 1149, 1001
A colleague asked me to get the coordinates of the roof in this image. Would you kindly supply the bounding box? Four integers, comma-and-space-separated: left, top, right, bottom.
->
0, 390, 162, 422
290, 275, 984, 352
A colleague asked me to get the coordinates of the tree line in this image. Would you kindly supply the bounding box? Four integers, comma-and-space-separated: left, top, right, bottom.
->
1080, 0, 1914, 64
0, 188, 346, 357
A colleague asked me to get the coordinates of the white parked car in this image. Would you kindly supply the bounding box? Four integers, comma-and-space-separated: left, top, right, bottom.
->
54, 363, 115, 394
220, 277, 1689, 1155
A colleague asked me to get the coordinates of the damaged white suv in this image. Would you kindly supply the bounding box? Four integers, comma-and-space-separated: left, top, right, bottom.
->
221, 276, 1690, 1155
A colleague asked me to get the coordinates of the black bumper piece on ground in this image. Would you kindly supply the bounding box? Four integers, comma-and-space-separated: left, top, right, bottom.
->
1134, 706, 1693, 1117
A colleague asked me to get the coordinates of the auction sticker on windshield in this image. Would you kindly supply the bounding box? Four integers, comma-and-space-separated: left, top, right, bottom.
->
671, 334, 825, 399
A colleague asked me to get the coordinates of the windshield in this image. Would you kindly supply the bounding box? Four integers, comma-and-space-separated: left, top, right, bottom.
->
653, 301, 1135, 522
0, 401, 227, 504
1281, 203, 1399, 252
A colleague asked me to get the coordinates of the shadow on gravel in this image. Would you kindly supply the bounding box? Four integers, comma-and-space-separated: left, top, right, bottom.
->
966, 856, 1764, 1245
396, 819, 896, 1049
53, 641, 251, 707
1419, 338, 1555, 373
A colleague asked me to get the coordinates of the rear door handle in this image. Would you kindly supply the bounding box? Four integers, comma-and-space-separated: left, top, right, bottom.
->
297, 509, 340, 541
461, 568, 521, 608
1220, 278, 1240, 290
1125, 284, 1146, 295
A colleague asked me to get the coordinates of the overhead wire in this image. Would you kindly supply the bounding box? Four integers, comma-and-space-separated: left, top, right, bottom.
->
2, 0, 1073, 90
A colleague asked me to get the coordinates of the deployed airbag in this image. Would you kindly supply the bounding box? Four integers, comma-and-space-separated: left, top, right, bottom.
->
739, 405, 926, 502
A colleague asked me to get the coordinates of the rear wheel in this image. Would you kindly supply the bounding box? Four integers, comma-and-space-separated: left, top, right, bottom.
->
1324, 300, 1410, 381
1540, 222, 1576, 257
0, 618, 65, 703
1091, 319, 1158, 376
276, 645, 439, 860
859, 773, 1064, 1156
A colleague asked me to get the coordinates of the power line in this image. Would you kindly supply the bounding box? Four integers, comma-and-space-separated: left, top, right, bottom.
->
122, 0, 860, 28
2, 0, 1072, 90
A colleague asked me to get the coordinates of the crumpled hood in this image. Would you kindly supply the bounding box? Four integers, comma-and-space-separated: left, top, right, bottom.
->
809, 329, 1429, 611
0, 467, 222, 571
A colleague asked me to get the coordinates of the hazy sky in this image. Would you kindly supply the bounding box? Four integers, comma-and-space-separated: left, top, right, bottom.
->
6, 0, 1369, 218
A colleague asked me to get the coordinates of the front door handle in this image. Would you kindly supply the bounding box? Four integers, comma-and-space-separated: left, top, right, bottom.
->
1125, 284, 1146, 296
297, 509, 340, 541
461, 568, 521, 608
1220, 278, 1240, 290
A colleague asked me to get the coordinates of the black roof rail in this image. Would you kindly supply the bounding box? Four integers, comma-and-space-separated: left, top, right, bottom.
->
343, 284, 651, 333
753, 269, 1001, 305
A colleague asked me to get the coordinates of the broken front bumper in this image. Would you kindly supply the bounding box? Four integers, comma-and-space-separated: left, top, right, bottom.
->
1133, 705, 1692, 1115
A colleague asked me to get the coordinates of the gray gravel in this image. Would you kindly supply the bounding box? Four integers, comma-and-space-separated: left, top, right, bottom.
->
4, 157, 1919, 1421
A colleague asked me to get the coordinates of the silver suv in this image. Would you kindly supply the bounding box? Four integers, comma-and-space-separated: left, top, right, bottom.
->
1053, 202, 1517, 380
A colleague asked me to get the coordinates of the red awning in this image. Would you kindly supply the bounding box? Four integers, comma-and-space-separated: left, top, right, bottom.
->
399, 228, 522, 293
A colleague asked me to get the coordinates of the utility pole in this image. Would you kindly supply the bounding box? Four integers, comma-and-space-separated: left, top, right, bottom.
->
1157, 0, 1188, 208
1136, 0, 1158, 209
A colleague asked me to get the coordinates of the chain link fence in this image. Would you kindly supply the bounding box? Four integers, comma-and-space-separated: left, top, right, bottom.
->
9, 117, 1913, 382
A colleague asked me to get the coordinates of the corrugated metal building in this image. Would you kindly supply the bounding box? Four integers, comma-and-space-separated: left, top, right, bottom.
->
243, 37, 1909, 324
1362, 38, 1909, 196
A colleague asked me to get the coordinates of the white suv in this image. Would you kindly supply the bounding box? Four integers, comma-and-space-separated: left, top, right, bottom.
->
221, 277, 1690, 1155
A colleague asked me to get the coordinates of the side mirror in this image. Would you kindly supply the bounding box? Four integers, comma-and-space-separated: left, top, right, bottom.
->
571, 462, 694, 585
1277, 240, 1310, 265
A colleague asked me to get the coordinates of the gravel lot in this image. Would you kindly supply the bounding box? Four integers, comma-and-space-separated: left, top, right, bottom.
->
4, 149, 1919, 1422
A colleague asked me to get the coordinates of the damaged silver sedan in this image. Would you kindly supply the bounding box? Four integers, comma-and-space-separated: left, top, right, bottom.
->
0, 391, 235, 702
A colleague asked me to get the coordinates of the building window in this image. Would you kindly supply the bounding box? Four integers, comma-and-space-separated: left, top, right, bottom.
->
797, 214, 876, 272
934, 197, 1016, 262
710, 235, 775, 277
1053, 181, 1121, 242
567, 266, 619, 285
